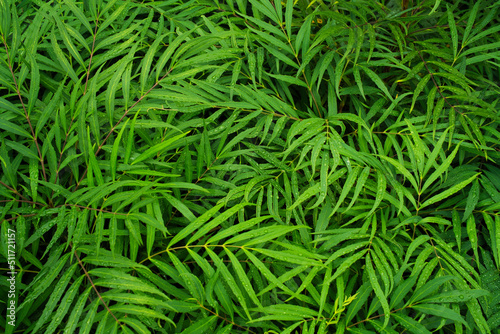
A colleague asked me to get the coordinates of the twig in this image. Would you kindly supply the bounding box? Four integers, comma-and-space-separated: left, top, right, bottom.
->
74, 67, 175, 191
72, 245, 121, 324
2, 37, 47, 182
84, 14, 100, 95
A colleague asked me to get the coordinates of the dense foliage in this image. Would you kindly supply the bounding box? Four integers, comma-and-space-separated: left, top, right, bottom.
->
1, 0, 500, 332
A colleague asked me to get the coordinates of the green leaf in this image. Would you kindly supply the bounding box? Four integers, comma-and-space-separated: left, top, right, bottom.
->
405, 119, 426, 176
378, 155, 418, 192
18, 250, 71, 312
419, 173, 479, 210
207, 215, 273, 244
423, 128, 450, 178
4, 3, 498, 332
0, 118, 31, 138
32, 263, 78, 333
344, 166, 370, 213
421, 142, 461, 194
392, 313, 432, 334
205, 247, 251, 319
162, 193, 196, 222
285, 0, 293, 38
103, 292, 177, 310
496, 215, 500, 268
180, 316, 217, 334
187, 203, 249, 245
408, 276, 456, 304
248, 0, 279, 25
404, 235, 430, 264
97, 2, 128, 34
252, 247, 323, 266
346, 281, 373, 324
168, 202, 224, 248
243, 248, 295, 296
91, 267, 167, 298
140, 34, 166, 93
359, 65, 393, 101
267, 73, 308, 88
110, 304, 175, 324
410, 74, 431, 113
117, 318, 150, 334
252, 304, 319, 319
309, 149, 329, 209
83, 252, 149, 270
353, 64, 365, 100
422, 289, 490, 303
128, 212, 168, 233
463, 179, 479, 222
467, 215, 480, 267
245, 175, 274, 202
324, 241, 369, 266
105, 58, 129, 126
5, 140, 39, 160
63, 286, 93, 334
52, 11, 86, 69
447, 4, 458, 59
131, 132, 189, 165
226, 225, 306, 245
390, 275, 418, 309
367, 169, 387, 216
411, 304, 469, 327
366, 253, 390, 329
326, 249, 368, 285
288, 168, 347, 211
50, 32, 79, 83
63, 0, 93, 33
28, 54, 40, 115
224, 247, 263, 309
155, 27, 197, 80
110, 118, 129, 181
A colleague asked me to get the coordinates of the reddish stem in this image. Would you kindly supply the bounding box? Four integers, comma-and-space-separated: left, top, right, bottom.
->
2, 37, 47, 182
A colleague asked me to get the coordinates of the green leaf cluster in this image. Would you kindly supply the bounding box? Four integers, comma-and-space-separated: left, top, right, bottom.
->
1, 0, 499, 333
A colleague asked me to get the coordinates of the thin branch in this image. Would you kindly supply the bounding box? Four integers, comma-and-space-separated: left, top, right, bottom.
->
0, 201, 129, 225
164, 156, 218, 227
74, 67, 175, 191
0, 199, 45, 206
416, 48, 463, 116
197, 301, 257, 334
72, 245, 121, 324
2, 37, 47, 182
1, 214, 37, 223
347, 306, 405, 328
53, 116, 76, 185
0, 180, 28, 200
84, 14, 100, 95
